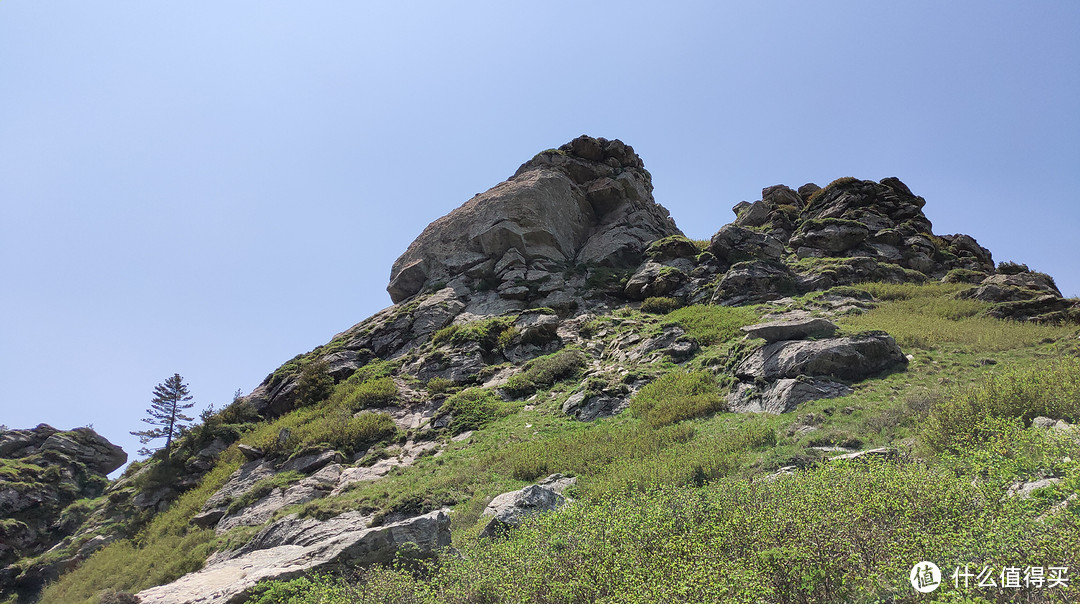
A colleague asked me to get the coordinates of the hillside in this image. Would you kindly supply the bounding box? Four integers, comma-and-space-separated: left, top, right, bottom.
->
3, 136, 1079, 604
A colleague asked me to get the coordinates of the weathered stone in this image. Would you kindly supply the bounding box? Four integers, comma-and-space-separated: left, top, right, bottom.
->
735, 333, 907, 382
740, 318, 838, 342
727, 378, 852, 414
708, 224, 784, 264
624, 261, 687, 300
137, 510, 451, 604
827, 447, 897, 463
712, 260, 797, 305
279, 449, 344, 475
237, 444, 264, 461
479, 485, 566, 538
562, 390, 630, 421
38, 428, 127, 475
387, 136, 680, 303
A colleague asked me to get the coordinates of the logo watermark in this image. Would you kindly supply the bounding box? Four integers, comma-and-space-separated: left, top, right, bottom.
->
909, 562, 1069, 594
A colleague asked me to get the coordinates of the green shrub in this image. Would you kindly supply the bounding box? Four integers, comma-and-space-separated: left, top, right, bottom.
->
502, 349, 587, 398
439, 388, 512, 434
941, 268, 987, 284
663, 305, 758, 345
641, 296, 681, 314
923, 357, 1080, 452
630, 370, 726, 428
997, 260, 1030, 275
426, 377, 453, 394
339, 377, 399, 410
432, 316, 515, 350
242, 406, 398, 457
293, 359, 333, 407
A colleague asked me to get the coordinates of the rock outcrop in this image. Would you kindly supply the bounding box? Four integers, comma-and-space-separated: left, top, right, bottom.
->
479, 474, 576, 538
0, 425, 126, 598
387, 135, 682, 304
136, 510, 451, 604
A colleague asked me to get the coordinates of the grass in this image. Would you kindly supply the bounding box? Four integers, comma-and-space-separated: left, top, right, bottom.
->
502, 349, 587, 398
240, 405, 398, 457
439, 388, 515, 435
629, 370, 727, 428
923, 357, 1080, 453
432, 317, 515, 350
662, 304, 759, 345
839, 282, 1075, 351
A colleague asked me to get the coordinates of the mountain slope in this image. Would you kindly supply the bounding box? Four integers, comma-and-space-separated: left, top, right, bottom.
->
9, 137, 1079, 604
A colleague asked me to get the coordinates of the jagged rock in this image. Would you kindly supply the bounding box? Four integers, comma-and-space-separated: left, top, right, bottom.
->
387, 135, 681, 303
0, 424, 126, 586
280, 449, 344, 475
708, 224, 784, 265
712, 260, 797, 305
36, 428, 127, 475
733, 200, 770, 227
562, 390, 629, 421
237, 444, 263, 461
479, 483, 567, 538
623, 260, 688, 300
727, 378, 853, 414
136, 510, 451, 604
790, 219, 870, 254
740, 318, 838, 342
536, 473, 577, 494
735, 332, 907, 382
1006, 478, 1061, 500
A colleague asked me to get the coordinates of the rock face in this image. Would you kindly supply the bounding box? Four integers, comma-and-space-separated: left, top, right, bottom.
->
741, 318, 838, 342
136, 510, 451, 604
728, 332, 907, 413
0, 425, 126, 598
387, 135, 682, 304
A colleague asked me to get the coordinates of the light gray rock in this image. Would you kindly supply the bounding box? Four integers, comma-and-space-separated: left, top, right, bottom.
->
137, 510, 451, 604
479, 484, 566, 538
37, 428, 127, 474
623, 261, 686, 300
279, 449, 344, 475
827, 447, 897, 463
740, 318, 838, 342
562, 390, 629, 421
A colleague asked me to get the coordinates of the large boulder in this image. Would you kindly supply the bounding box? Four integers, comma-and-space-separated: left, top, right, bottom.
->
387, 136, 682, 303
740, 318, 838, 342
479, 477, 574, 538
136, 510, 451, 604
735, 332, 907, 382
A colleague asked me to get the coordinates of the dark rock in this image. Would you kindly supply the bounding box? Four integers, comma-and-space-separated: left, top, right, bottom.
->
740, 318, 838, 342
727, 378, 853, 414
708, 224, 784, 265
712, 260, 797, 305
735, 332, 907, 382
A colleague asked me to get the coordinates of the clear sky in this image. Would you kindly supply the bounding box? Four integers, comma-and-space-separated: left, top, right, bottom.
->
2, 2, 1078, 475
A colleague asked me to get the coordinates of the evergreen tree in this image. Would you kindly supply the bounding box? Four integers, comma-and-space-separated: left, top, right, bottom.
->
131, 373, 195, 459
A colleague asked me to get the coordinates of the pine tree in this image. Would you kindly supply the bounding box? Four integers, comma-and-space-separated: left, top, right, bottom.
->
131, 373, 195, 459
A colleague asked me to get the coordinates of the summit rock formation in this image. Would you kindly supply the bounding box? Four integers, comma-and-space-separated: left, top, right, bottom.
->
387, 135, 682, 304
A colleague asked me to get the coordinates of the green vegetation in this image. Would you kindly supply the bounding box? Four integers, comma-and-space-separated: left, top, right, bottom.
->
241, 406, 398, 457
630, 370, 726, 428
439, 388, 514, 435
432, 317, 515, 351
640, 296, 681, 314
502, 349, 587, 398
662, 304, 758, 345
923, 357, 1080, 452
840, 281, 1073, 351
333, 376, 399, 410
226, 471, 305, 514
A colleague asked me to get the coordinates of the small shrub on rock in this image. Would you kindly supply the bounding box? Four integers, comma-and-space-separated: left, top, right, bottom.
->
640, 296, 681, 314
503, 349, 587, 398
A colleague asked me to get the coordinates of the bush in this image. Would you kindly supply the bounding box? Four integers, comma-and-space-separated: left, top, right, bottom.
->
997, 260, 1030, 275
663, 305, 758, 345
293, 359, 333, 407
432, 316, 515, 351
426, 377, 453, 394
243, 406, 398, 457
502, 349, 587, 398
641, 296, 681, 314
439, 388, 512, 434
923, 357, 1080, 452
339, 377, 399, 410
630, 370, 726, 428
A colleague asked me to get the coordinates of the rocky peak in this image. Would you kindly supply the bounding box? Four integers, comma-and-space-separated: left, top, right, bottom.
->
387, 135, 682, 304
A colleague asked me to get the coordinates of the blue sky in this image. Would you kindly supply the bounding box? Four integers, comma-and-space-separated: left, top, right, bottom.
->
2, 2, 1078, 475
